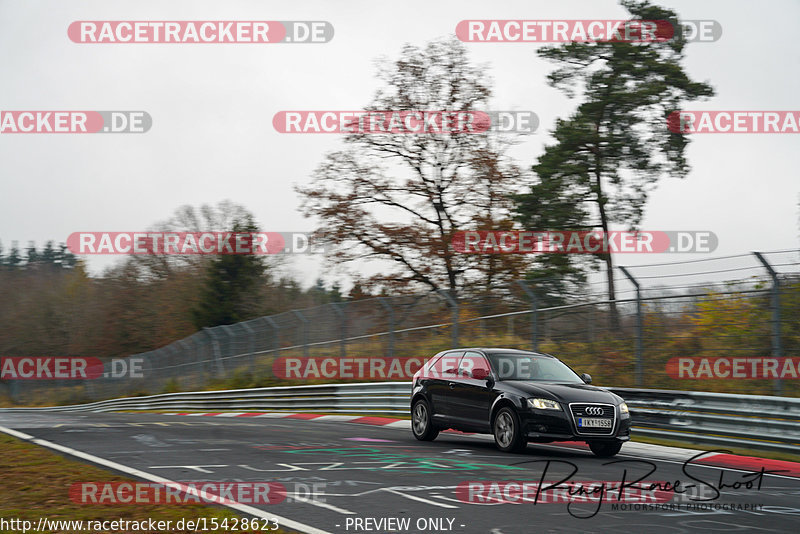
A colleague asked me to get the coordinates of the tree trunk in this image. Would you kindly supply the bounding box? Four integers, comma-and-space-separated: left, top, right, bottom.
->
595, 171, 620, 330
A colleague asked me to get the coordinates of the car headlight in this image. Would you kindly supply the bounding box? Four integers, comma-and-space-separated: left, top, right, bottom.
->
619, 402, 629, 415
527, 398, 561, 411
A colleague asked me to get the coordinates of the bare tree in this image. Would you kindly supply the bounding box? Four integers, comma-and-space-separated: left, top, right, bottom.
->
297, 37, 526, 294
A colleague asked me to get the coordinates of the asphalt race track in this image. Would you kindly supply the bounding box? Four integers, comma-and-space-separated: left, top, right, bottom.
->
1, 411, 799, 534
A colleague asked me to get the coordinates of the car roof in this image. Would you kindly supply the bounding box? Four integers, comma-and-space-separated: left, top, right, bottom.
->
445, 347, 555, 358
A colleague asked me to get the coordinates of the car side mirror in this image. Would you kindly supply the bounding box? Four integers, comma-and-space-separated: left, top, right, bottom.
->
472, 368, 489, 380
580, 373, 592, 384
486, 376, 495, 390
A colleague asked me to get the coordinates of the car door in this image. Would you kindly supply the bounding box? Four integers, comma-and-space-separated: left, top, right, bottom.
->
425, 351, 463, 422
448, 351, 495, 431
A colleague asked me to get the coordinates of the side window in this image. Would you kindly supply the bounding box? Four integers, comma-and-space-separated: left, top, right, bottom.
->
424, 353, 445, 374
421, 351, 462, 379
440, 351, 464, 378
460, 351, 491, 379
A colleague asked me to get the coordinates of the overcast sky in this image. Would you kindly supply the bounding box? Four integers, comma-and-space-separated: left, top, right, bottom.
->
1, 0, 798, 293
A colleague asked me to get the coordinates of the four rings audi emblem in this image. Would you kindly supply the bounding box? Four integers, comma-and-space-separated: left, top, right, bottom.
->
585, 406, 604, 415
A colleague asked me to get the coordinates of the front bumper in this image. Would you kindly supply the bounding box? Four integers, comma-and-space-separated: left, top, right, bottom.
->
519, 408, 631, 442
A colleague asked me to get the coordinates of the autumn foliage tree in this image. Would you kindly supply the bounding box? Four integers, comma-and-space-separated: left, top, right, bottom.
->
0, 203, 327, 361
297, 37, 527, 295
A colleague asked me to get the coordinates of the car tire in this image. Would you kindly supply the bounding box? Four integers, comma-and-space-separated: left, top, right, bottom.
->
588, 440, 623, 458
493, 407, 527, 453
411, 399, 439, 441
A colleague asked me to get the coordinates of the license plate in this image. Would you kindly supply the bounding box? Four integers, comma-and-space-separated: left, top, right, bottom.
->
578, 417, 612, 428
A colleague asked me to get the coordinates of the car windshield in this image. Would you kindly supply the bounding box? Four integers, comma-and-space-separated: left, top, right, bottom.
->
486, 353, 583, 383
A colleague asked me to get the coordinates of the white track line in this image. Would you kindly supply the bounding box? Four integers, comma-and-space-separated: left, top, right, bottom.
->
291, 493, 356, 515
384, 420, 411, 429
384, 488, 459, 509
0, 425, 332, 534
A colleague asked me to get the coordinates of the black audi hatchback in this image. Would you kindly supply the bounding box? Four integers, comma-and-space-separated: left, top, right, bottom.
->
410, 348, 631, 457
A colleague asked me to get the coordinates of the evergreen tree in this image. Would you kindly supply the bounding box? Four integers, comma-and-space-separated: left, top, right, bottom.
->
192, 217, 268, 328
513, 0, 714, 324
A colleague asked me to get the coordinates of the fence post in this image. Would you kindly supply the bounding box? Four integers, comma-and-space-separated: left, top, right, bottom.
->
437, 289, 459, 347
293, 310, 309, 358
331, 302, 347, 358
84, 374, 96, 400
197, 335, 211, 378
177, 339, 195, 388
204, 327, 226, 377
9, 379, 19, 404
164, 345, 179, 391
754, 252, 783, 395
263, 316, 281, 356
516, 281, 539, 352
240, 322, 256, 374
222, 325, 237, 379
619, 266, 643, 388
378, 297, 395, 358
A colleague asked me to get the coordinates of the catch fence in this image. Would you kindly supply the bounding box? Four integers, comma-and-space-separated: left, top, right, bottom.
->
2, 249, 798, 405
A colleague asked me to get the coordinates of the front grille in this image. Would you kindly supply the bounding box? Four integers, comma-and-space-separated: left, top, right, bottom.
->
569, 403, 616, 435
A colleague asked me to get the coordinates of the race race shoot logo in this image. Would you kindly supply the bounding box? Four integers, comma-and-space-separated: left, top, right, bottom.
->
457, 20, 720, 43
70, 482, 289, 505
273, 356, 425, 380
65, 232, 328, 255
453, 231, 718, 254
456, 481, 673, 504
667, 357, 800, 380
0, 111, 151, 133
668, 111, 800, 133
272, 111, 539, 134
68, 21, 333, 43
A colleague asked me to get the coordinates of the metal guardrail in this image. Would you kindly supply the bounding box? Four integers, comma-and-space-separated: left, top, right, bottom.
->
2, 383, 798, 454
607, 387, 800, 454
0, 382, 412, 415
